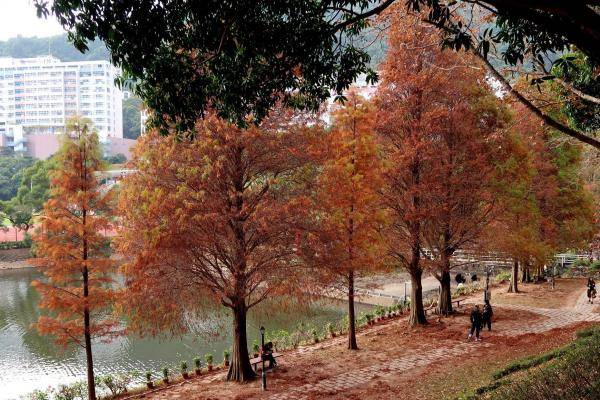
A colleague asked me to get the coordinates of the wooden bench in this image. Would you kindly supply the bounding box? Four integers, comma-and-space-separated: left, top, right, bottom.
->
250, 353, 283, 371
424, 299, 464, 316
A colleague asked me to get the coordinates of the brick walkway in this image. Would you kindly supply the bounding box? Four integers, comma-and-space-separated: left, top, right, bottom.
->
574, 288, 599, 313
269, 340, 491, 400
141, 290, 599, 400
492, 291, 600, 336
268, 292, 600, 400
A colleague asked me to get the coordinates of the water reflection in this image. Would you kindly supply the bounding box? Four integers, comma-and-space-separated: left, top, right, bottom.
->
0, 268, 371, 399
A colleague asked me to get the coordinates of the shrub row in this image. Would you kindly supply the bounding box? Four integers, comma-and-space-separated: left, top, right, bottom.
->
22, 301, 412, 399
0, 237, 32, 250
264, 302, 409, 351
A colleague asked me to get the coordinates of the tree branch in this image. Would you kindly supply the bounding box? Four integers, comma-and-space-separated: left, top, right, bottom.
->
478, 55, 600, 149
554, 78, 600, 105
420, 17, 600, 149
331, 0, 398, 31
506, 66, 600, 105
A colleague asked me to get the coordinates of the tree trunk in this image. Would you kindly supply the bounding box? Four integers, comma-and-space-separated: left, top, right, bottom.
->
82, 207, 96, 400
82, 267, 96, 400
437, 269, 453, 315
84, 308, 96, 400
521, 263, 531, 283
409, 268, 427, 326
227, 303, 256, 382
508, 259, 519, 293
347, 270, 358, 350
535, 266, 544, 282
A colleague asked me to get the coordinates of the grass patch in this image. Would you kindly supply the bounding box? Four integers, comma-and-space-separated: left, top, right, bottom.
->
490, 346, 568, 380
459, 324, 600, 399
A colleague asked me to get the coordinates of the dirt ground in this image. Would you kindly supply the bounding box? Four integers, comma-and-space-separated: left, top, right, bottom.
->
490, 278, 583, 309
132, 279, 594, 400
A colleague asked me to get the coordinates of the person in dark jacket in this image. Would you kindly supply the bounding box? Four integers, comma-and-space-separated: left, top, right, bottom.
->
482, 300, 493, 331
261, 341, 277, 368
468, 305, 482, 341
588, 278, 596, 304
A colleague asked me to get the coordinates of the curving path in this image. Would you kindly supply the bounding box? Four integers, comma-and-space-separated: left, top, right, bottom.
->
142, 287, 599, 400
271, 290, 599, 400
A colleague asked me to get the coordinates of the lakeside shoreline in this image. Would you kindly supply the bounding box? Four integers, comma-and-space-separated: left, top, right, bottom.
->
0, 248, 34, 270
0, 260, 35, 270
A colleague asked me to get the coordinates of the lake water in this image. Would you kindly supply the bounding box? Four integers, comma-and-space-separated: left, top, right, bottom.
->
0, 268, 372, 399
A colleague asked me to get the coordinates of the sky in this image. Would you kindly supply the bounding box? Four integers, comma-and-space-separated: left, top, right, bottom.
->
0, 0, 65, 41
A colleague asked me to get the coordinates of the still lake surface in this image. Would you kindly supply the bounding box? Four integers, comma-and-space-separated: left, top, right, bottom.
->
0, 268, 372, 399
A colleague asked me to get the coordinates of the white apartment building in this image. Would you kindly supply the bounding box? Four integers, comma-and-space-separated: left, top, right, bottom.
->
0, 121, 25, 152
140, 108, 149, 135
0, 56, 123, 147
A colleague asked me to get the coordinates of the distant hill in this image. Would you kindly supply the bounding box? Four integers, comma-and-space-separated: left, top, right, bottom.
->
0, 34, 109, 62
0, 32, 383, 141
0, 31, 386, 70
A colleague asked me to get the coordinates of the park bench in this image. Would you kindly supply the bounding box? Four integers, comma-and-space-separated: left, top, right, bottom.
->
424, 299, 464, 315
250, 352, 283, 371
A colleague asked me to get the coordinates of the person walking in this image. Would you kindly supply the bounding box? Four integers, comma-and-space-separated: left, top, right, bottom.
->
468, 305, 482, 341
482, 300, 493, 331
587, 277, 596, 304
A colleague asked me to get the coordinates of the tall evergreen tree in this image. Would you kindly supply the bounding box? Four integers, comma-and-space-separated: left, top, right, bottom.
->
305, 92, 386, 349
32, 120, 119, 400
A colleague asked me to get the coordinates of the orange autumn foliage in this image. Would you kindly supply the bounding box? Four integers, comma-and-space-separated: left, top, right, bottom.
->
303, 92, 386, 349
31, 120, 119, 400
376, 8, 512, 319
376, 12, 454, 325
485, 104, 596, 291
117, 110, 318, 382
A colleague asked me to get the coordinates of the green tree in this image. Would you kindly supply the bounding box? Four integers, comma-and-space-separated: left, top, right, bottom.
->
15, 158, 56, 213
102, 153, 127, 165
0, 154, 34, 201
0, 158, 55, 239
550, 51, 600, 134
0, 199, 35, 238
122, 97, 142, 139
35, 1, 600, 147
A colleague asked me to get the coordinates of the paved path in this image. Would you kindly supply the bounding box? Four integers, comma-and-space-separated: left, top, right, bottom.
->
462, 290, 600, 336
270, 340, 491, 400
141, 289, 599, 400
574, 288, 599, 313
269, 291, 599, 400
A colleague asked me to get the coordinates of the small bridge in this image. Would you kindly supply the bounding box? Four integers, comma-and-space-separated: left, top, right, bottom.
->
96, 169, 136, 196
424, 249, 592, 270
554, 253, 592, 267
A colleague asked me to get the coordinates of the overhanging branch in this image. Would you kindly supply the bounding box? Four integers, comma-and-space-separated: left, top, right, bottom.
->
478, 55, 600, 149
420, 17, 600, 149
331, 0, 397, 31
554, 78, 600, 105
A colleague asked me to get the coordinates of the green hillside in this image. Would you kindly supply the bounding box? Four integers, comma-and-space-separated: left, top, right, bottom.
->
0, 34, 109, 62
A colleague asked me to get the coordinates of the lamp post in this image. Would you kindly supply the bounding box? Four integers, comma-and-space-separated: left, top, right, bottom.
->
259, 326, 266, 390
484, 266, 494, 302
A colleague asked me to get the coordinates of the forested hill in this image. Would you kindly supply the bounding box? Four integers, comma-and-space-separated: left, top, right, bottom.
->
0, 34, 109, 61
0, 33, 386, 66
